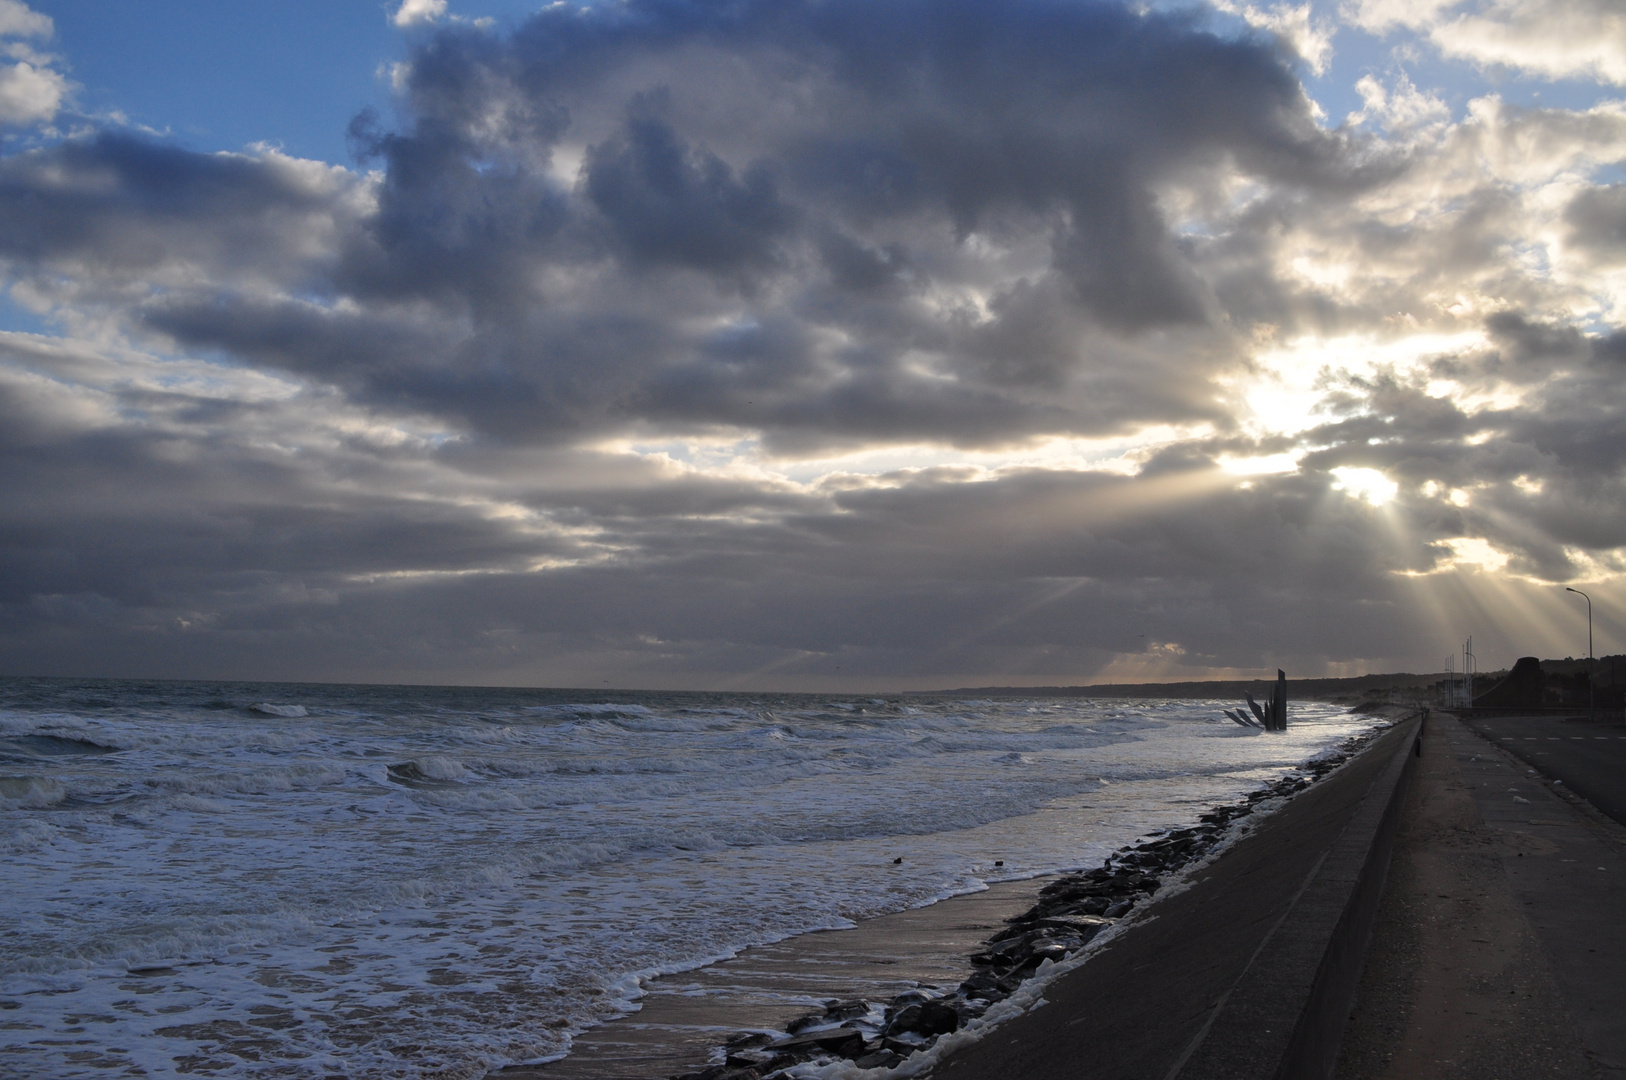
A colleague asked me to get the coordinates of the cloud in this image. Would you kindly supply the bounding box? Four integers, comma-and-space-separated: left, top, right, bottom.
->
12, 0, 1342, 454
393, 0, 448, 29
0, 1, 63, 125
1213, 0, 1335, 75
0, 0, 48, 39
3, 0, 1626, 685
1345, 0, 1626, 85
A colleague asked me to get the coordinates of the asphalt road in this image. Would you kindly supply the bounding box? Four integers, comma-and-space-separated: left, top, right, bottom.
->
1458, 712, 1626, 827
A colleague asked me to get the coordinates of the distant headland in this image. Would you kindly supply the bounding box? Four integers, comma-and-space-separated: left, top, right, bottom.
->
925, 655, 1625, 709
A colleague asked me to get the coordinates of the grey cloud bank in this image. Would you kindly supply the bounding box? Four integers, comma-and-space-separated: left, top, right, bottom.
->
1, 0, 1624, 688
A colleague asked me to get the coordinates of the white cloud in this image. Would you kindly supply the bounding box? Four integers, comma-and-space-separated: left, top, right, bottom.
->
0, 1, 61, 125
1346, 72, 1449, 134
1436, 0, 1626, 85
0, 55, 62, 123
0, 0, 49, 38
393, 0, 448, 28
1344, 0, 1626, 85
1214, 0, 1335, 74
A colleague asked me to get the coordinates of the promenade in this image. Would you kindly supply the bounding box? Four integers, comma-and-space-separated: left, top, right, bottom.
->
1336, 713, 1626, 1079
934, 709, 1626, 1080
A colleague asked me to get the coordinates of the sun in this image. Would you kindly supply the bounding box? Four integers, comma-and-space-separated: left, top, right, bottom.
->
1330, 467, 1398, 506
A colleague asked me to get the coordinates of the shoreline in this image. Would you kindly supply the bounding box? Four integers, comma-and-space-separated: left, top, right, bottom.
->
506, 718, 1399, 1080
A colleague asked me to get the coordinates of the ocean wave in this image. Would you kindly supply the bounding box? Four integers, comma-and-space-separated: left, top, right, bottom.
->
247, 703, 308, 717
0, 817, 62, 851
0, 733, 120, 758
147, 762, 351, 797
386, 756, 470, 786
0, 775, 67, 808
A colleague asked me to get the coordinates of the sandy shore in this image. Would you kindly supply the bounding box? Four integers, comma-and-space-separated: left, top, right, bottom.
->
497, 879, 1050, 1079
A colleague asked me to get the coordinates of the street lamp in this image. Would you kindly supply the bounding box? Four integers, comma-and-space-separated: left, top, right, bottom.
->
1565, 587, 1594, 723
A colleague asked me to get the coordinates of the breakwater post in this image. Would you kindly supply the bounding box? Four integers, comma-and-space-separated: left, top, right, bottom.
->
1241, 670, 1290, 731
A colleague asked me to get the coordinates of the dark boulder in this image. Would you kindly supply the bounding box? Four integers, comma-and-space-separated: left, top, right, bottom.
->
768, 1027, 867, 1056
885, 1001, 959, 1037
820, 999, 869, 1022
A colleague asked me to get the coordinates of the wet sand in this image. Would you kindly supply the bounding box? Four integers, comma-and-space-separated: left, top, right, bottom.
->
496, 879, 1049, 1079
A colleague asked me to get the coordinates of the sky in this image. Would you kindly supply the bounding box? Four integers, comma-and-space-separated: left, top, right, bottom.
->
1, 0, 1624, 690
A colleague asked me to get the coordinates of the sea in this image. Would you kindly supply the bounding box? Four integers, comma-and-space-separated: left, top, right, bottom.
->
0, 677, 1381, 1079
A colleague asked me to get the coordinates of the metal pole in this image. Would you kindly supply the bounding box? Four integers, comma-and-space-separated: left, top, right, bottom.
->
1566, 587, 1594, 723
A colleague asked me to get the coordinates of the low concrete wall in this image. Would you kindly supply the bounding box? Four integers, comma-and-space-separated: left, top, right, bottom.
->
1177, 712, 1421, 1080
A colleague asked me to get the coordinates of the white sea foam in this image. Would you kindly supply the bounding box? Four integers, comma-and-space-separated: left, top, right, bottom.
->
248, 702, 308, 717
0, 775, 64, 807
0, 681, 1380, 1079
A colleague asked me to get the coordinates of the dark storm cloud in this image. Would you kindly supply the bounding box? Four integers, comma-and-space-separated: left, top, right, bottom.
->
1565, 183, 1626, 260
0, 133, 353, 291
0, 434, 1443, 685
0, 0, 1347, 450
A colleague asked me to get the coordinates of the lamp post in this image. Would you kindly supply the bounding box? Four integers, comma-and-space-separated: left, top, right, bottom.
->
1565, 587, 1594, 723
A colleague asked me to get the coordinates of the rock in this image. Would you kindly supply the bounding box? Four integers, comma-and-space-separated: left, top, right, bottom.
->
768, 1027, 867, 1056
854, 1050, 905, 1069
673, 754, 1374, 1080
960, 970, 1007, 1001
724, 1032, 772, 1049
783, 1013, 825, 1034
1016, 941, 1071, 969
884, 1003, 925, 1034
886, 989, 932, 1011
995, 970, 1030, 994
1040, 915, 1113, 934
821, 999, 869, 1022
673, 1067, 761, 1080
724, 1048, 783, 1069
885, 1000, 959, 1037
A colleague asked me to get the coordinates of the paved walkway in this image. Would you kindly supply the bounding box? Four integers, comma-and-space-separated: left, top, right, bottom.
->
1335, 713, 1626, 1080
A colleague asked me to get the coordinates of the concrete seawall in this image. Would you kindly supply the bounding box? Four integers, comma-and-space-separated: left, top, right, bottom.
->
935, 712, 1421, 1080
